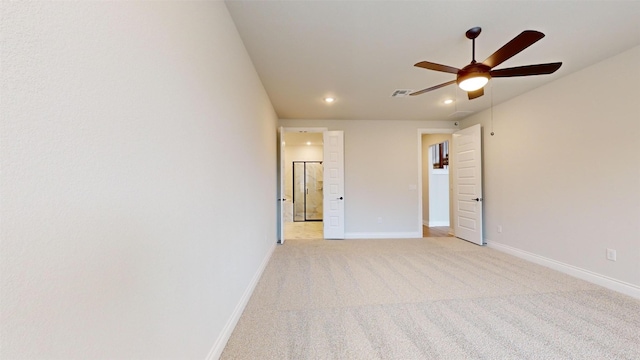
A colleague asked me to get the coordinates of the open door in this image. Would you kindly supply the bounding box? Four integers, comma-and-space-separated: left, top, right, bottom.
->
452, 124, 483, 245
323, 131, 345, 239
277, 126, 285, 244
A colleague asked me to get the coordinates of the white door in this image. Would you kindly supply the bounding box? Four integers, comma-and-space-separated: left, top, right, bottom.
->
277, 126, 285, 244
452, 124, 483, 245
323, 131, 345, 239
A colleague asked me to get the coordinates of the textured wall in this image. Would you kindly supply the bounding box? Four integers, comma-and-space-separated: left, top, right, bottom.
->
1, 2, 277, 358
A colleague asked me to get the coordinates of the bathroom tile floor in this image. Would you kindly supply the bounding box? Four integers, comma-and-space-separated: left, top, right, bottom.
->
284, 221, 323, 240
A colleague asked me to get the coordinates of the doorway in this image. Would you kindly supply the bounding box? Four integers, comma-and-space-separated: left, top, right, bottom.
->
282, 130, 325, 240
418, 129, 455, 238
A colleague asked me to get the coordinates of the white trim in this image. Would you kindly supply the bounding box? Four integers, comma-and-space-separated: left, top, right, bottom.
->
345, 232, 421, 239
487, 240, 640, 300
428, 221, 450, 227
206, 242, 277, 360
417, 128, 456, 238
278, 127, 285, 244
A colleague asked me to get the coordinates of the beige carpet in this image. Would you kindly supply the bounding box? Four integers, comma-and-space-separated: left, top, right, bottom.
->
221, 237, 640, 359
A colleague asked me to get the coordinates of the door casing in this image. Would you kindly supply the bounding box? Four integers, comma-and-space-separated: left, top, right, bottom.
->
278, 127, 328, 242
417, 128, 456, 236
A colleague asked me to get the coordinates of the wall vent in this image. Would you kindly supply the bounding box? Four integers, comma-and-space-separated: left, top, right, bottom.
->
391, 89, 413, 97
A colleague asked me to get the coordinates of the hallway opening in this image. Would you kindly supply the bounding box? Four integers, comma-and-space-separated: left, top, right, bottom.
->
418, 129, 455, 238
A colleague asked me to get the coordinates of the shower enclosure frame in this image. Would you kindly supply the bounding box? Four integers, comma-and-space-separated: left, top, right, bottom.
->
292, 161, 323, 222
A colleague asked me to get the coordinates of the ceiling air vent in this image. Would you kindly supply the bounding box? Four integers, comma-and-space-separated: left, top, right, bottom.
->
391, 89, 413, 97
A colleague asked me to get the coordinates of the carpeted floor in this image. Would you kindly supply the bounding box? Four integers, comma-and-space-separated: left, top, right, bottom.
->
221, 237, 640, 359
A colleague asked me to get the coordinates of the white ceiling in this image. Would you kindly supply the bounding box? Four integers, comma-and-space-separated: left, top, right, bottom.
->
226, 1, 640, 121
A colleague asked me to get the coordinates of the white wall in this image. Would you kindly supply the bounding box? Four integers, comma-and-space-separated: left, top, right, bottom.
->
428, 167, 449, 226
1, 2, 277, 359
279, 119, 457, 238
460, 46, 640, 293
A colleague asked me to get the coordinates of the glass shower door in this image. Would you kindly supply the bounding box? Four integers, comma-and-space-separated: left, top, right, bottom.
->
305, 162, 323, 221
293, 162, 305, 222
293, 161, 323, 222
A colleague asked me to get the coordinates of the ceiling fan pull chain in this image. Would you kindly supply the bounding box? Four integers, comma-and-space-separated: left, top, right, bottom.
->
490, 81, 495, 136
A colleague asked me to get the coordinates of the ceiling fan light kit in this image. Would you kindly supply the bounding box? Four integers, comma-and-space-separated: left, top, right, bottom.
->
458, 72, 490, 91
411, 27, 562, 100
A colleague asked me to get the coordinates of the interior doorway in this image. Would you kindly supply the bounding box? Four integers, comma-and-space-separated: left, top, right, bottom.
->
418, 129, 455, 238
282, 129, 326, 240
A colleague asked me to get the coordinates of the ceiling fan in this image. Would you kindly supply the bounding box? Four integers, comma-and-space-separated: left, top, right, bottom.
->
411, 27, 562, 100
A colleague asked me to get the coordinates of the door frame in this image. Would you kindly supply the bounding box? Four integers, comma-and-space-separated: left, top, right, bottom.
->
277, 127, 285, 243
417, 128, 456, 236
279, 127, 328, 242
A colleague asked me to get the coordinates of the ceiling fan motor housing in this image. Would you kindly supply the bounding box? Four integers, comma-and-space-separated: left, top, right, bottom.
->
456, 63, 491, 86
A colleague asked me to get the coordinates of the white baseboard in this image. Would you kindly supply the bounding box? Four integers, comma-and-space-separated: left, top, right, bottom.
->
345, 232, 421, 239
487, 240, 640, 299
206, 242, 277, 360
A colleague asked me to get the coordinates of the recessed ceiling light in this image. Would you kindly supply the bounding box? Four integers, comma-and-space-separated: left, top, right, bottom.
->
444, 99, 454, 105
324, 97, 335, 103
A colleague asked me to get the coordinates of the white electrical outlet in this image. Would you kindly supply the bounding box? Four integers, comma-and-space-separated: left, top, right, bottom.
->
497, 225, 502, 233
606, 248, 617, 261
377, 217, 383, 224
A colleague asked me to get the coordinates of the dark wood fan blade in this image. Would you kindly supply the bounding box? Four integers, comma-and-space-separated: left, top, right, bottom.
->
467, 88, 484, 100
490, 62, 562, 77
409, 80, 456, 96
483, 30, 545, 69
410, 80, 457, 96
414, 61, 460, 74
